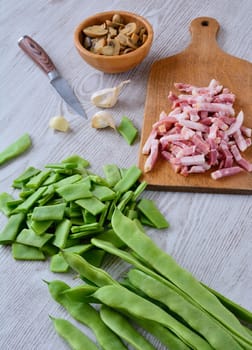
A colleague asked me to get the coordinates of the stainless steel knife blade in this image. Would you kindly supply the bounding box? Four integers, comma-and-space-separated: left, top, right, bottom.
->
18, 35, 87, 119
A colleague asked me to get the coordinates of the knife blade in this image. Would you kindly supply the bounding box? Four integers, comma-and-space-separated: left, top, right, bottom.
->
18, 35, 87, 118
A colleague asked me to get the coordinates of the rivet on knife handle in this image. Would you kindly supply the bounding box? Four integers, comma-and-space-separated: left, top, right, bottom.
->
18, 35, 56, 74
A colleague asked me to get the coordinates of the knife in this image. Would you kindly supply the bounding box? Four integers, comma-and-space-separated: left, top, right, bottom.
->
18, 35, 87, 118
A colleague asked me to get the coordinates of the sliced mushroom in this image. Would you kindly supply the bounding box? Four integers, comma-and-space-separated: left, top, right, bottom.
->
108, 26, 117, 38
107, 38, 120, 55
126, 37, 138, 50
83, 25, 108, 38
116, 32, 129, 47
112, 13, 123, 25
83, 36, 92, 49
92, 37, 106, 54
99, 45, 115, 56
123, 47, 134, 54
120, 22, 137, 36
131, 32, 139, 45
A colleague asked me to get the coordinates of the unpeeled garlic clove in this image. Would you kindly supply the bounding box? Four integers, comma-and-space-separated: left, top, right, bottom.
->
91, 80, 130, 108
91, 111, 116, 130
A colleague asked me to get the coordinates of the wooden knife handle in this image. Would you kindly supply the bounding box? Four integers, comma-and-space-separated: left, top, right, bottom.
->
18, 35, 56, 74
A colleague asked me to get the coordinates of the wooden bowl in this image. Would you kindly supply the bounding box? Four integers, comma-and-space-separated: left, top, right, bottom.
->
74, 10, 153, 73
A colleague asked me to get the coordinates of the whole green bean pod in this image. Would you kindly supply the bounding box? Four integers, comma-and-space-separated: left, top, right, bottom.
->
128, 269, 242, 350
111, 208, 252, 349
93, 284, 212, 349
100, 305, 156, 350
50, 316, 98, 350
0, 133, 31, 166
46, 280, 127, 350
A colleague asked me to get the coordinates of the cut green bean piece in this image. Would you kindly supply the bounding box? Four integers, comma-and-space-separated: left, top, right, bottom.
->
12, 242, 45, 260
6, 199, 23, 211
50, 317, 99, 350
19, 188, 35, 199
31, 203, 66, 221
30, 219, 53, 235
41, 171, 63, 186
137, 198, 169, 229
12, 166, 40, 187
111, 208, 252, 348
117, 116, 138, 145
53, 219, 71, 248
95, 229, 125, 248
75, 197, 106, 216
0, 213, 25, 244
62, 251, 118, 288
82, 248, 105, 267
46, 280, 126, 350
25, 170, 51, 189
113, 165, 142, 193
100, 305, 156, 350
117, 191, 134, 212
16, 228, 53, 248
128, 269, 242, 350
53, 174, 82, 188
41, 242, 58, 256
63, 243, 92, 254
93, 285, 212, 350
0, 192, 15, 216
132, 181, 148, 201
62, 154, 90, 168
92, 185, 116, 201
71, 222, 101, 233
45, 162, 77, 170
102, 164, 121, 187
50, 253, 69, 273
0, 133, 32, 166
135, 318, 190, 350
56, 183, 92, 202
12, 187, 46, 213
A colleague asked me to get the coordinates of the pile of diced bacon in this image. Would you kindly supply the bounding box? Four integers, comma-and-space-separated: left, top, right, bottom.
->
142, 79, 252, 179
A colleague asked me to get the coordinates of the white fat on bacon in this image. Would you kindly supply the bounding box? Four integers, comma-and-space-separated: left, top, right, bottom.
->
142, 79, 252, 179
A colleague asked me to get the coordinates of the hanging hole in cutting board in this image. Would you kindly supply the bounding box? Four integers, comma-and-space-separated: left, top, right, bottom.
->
201, 20, 209, 26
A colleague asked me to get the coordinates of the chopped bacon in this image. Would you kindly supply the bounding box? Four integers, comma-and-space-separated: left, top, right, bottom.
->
142, 80, 252, 180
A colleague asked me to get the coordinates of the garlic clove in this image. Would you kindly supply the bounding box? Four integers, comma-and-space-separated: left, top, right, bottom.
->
91, 111, 116, 130
49, 116, 70, 132
91, 80, 130, 108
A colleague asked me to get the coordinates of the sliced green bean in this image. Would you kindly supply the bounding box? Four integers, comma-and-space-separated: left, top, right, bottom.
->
75, 197, 106, 216
53, 174, 83, 188
0, 213, 25, 244
16, 228, 53, 248
128, 269, 242, 350
0, 192, 15, 216
12, 187, 46, 213
30, 219, 53, 235
25, 170, 51, 189
50, 316, 99, 350
117, 191, 134, 212
95, 229, 125, 248
102, 164, 121, 187
132, 181, 148, 201
93, 285, 212, 350
62, 154, 90, 168
12, 242, 45, 260
71, 222, 101, 234
82, 248, 105, 267
62, 251, 118, 287
137, 198, 169, 229
0, 133, 32, 166
117, 116, 138, 145
100, 305, 156, 350
12, 166, 40, 188
53, 219, 72, 248
41, 171, 63, 186
50, 253, 69, 273
56, 183, 92, 202
111, 208, 252, 348
63, 243, 92, 254
92, 185, 116, 201
31, 203, 66, 221
46, 280, 127, 350
113, 165, 142, 193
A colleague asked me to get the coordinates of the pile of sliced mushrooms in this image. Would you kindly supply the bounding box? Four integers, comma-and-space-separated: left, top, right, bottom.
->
83, 13, 148, 56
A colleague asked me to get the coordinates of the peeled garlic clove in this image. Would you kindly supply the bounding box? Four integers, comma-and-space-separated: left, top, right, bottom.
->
91, 111, 116, 129
91, 80, 130, 108
49, 116, 69, 132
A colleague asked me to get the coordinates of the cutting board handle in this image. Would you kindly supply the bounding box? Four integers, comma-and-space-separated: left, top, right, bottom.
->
187, 17, 220, 52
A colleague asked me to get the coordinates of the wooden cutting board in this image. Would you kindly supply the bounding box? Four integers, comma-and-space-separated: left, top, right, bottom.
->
138, 17, 252, 194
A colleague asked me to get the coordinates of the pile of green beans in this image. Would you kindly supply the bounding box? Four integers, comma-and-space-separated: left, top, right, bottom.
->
0, 154, 168, 271
45, 208, 252, 350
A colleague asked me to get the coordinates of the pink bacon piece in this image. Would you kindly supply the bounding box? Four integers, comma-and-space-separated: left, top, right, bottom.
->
195, 102, 235, 116
211, 166, 243, 180
144, 139, 159, 173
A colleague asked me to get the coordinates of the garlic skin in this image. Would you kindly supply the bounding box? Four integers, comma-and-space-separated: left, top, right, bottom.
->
91, 111, 116, 130
49, 116, 69, 132
91, 80, 130, 108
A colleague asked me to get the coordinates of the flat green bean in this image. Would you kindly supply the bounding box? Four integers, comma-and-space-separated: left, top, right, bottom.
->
100, 305, 156, 350
50, 253, 69, 272
56, 182, 92, 201
111, 208, 252, 349
30, 219, 53, 235
12, 166, 40, 188
0, 213, 25, 244
137, 198, 169, 229
117, 116, 138, 145
25, 170, 51, 189
128, 269, 242, 350
0, 133, 31, 166
113, 165, 142, 193
53, 219, 72, 248
12, 187, 46, 213
46, 280, 127, 350
93, 285, 213, 350
0, 192, 15, 216
75, 197, 106, 216
16, 228, 53, 248
12, 242, 45, 260
102, 164, 121, 187
31, 203, 66, 221
50, 316, 99, 350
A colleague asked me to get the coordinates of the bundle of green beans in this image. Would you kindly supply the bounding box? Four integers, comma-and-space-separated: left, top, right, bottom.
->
0, 155, 168, 271
45, 208, 252, 350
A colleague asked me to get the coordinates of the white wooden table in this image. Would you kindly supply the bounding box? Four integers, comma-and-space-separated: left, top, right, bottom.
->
1, 1, 251, 349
